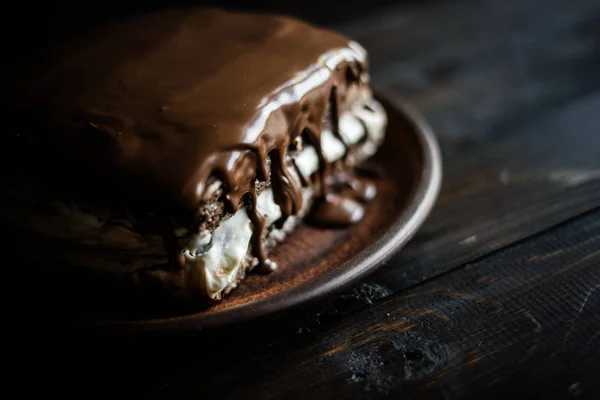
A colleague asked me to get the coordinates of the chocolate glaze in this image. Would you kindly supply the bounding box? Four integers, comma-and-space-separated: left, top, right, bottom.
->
3, 7, 380, 274
292, 159, 311, 187
270, 150, 303, 228
245, 182, 276, 273
307, 195, 365, 228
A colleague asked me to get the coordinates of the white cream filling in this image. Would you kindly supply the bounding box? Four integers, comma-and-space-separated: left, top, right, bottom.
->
321, 130, 346, 162
183, 99, 387, 299
339, 113, 365, 144
352, 100, 387, 143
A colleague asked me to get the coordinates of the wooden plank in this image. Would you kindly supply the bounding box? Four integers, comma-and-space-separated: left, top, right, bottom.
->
329, 0, 600, 306
369, 92, 600, 294
156, 208, 600, 399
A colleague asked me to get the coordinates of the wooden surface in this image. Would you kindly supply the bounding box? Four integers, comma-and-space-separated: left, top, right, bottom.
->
11, 0, 600, 398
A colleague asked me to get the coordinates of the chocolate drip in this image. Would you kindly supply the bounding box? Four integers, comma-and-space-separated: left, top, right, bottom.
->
329, 86, 344, 147
302, 128, 330, 198
340, 175, 377, 203
222, 176, 246, 215
356, 118, 370, 145
7, 8, 368, 209
256, 146, 270, 182
246, 182, 276, 273
270, 148, 303, 228
306, 194, 364, 228
305, 108, 378, 228
345, 63, 362, 83
292, 159, 310, 187
305, 169, 376, 228
353, 161, 385, 179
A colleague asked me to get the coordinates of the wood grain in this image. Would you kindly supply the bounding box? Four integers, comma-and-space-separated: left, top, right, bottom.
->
8, 1, 600, 399
154, 209, 600, 399
370, 92, 600, 293
332, 0, 600, 310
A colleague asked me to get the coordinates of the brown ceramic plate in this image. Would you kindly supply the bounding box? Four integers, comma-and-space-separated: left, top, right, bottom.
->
37, 93, 442, 332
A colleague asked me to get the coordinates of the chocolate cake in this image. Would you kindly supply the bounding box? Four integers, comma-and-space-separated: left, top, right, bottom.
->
1, 7, 387, 300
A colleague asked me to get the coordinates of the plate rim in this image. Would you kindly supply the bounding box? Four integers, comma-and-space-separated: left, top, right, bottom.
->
94, 93, 443, 331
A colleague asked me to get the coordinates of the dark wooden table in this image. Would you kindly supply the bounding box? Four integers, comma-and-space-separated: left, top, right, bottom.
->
11, 0, 600, 398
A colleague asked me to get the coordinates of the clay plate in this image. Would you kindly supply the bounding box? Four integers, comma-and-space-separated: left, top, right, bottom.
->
33, 93, 442, 332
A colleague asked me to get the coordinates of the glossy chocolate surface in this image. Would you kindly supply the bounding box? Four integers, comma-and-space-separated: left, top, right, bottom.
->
6, 8, 365, 209
3, 7, 378, 277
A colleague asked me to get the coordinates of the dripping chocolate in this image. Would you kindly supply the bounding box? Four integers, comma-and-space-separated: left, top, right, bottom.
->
0, 7, 387, 300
